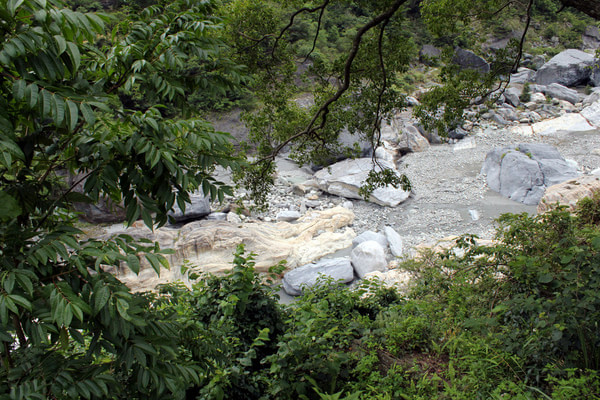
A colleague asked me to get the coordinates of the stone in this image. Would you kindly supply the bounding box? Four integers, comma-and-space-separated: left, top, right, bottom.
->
496, 106, 519, 121
419, 44, 441, 65
504, 86, 522, 107
581, 100, 600, 128
351, 241, 387, 278
226, 212, 242, 224
168, 191, 211, 223
276, 210, 302, 222
311, 128, 373, 170
384, 226, 403, 257
397, 125, 430, 153
282, 258, 355, 296
363, 269, 412, 290
583, 25, 600, 50
510, 113, 596, 137
352, 230, 388, 249
375, 146, 397, 164
313, 158, 410, 207
453, 48, 490, 74
592, 65, 600, 87
530, 92, 546, 103
205, 212, 227, 221
97, 206, 356, 292
481, 143, 579, 205
530, 55, 546, 71
535, 49, 595, 87
415, 123, 442, 144
448, 127, 469, 140
538, 175, 600, 213
537, 83, 581, 104
453, 137, 476, 151
509, 68, 535, 84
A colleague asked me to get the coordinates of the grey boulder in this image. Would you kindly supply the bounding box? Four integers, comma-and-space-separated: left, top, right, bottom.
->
481, 143, 579, 205
535, 49, 595, 87
384, 226, 403, 257
351, 241, 387, 278
453, 48, 490, 74
282, 258, 355, 296
536, 83, 581, 105
168, 192, 211, 223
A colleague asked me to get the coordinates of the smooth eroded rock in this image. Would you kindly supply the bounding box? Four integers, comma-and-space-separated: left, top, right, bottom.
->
351, 240, 387, 278
282, 258, 354, 296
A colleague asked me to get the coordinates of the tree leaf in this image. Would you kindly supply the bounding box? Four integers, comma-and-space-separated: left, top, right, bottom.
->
0, 191, 22, 220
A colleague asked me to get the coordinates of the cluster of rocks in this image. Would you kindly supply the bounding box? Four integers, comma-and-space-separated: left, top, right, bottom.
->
282, 226, 408, 296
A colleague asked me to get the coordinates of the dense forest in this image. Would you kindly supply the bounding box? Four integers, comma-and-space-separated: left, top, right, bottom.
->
1, 0, 599, 398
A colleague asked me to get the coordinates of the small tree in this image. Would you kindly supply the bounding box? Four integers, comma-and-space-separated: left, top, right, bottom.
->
0, 0, 243, 397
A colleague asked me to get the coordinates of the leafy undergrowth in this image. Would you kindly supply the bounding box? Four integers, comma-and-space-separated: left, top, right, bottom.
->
145, 193, 600, 399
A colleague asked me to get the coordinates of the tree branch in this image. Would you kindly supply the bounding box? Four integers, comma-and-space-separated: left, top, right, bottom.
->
257, 0, 407, 165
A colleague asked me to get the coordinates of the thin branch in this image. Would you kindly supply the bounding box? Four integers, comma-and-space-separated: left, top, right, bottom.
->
256, 0, 407, 165
272, 0, 331, 59
302, 4, 327, 62
370, 20, 390, 172
511, 0, 534, 73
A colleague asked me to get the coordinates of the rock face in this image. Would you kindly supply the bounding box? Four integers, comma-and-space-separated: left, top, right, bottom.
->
453, 48, 490, 74
168, 191, 211, 223
583, 25, 600, 50
100, 206, 356, 291
313, 158, 410, 207
510, 68, 535, 84
538, 175, 600, 213
535, 49, 595, 87
510, 113, 596, 137
351, 240, 387, 278
282, 258, 354, 296
481, 143, 579, 205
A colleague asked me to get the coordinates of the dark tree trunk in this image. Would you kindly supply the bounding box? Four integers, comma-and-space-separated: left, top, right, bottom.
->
560, 0, 600, 20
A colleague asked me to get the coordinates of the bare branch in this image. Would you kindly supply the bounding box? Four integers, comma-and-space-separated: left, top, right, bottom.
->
302, 4, 327, 62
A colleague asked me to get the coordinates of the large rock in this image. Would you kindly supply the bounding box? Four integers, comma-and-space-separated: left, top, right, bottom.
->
168, 191, 211, 223
535, 83, 581, 104
351, 241, 387, 278
583, 25, 600, 50
453, 48, 490, 74
98, 206, 356, 291
535, 49, 595, 87
282, 258, 355, 296
63, 172, 126, 223
592, 65, 600, 87
510, 113, 596, 137
509, 68, 535, 84
397, 125, 430, 153
384, 226, 403, 257
481, 143, 579, 205
504, 87, 522, 107
311, 128, 373, 170
538, 175, 600, 213
420, 44, 441, 65
313, 158, 410, 207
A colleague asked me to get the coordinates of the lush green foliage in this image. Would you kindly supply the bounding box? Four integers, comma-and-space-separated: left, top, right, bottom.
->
0, 0, 243, 397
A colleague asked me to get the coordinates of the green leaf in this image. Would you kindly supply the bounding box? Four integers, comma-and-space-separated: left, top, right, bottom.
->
93, 285, 110, 313
80, 102, 95, 124
7, 0, 24, 17
53, 94, 65, 126
126, 254, 141, 274
54, 35, 67, 54
13, 79, 25, 101
0, 191, 22, 220
66, 99, 79, 131
116, 298, 130, 320
66, 41, 81, 71
9, 294, 31, 311
538, 273, 553, 284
